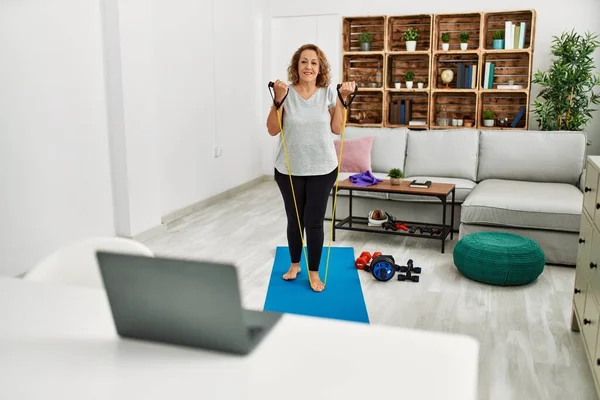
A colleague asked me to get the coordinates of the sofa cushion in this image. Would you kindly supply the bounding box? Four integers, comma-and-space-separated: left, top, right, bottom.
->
340, 127, 407, 174
388, 177, 476, 203
403, 129, 480, 181
477, 130, 587, 185
461, 179, 583, 232
332, 172, 389, 200
334, 136, 374, 172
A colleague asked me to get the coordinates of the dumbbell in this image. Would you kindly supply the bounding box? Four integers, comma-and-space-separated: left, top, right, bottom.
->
355, 251, 371, 269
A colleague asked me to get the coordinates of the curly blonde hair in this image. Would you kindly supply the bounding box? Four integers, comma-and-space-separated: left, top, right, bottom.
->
287, 44, 331, 87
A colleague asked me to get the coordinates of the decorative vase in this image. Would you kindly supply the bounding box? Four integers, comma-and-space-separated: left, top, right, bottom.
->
360, 42, 370, 51
460, 42, 468, 50
390, 178, 401, 185
441, 43, 449, 51
483, 119, 495, 127
417, 82, 424, 89
405, 41, 416, 52
394, 82, 401, 89
493, 39, 504, 49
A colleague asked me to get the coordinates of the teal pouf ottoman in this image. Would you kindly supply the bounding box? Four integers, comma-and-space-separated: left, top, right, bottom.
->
453, 232, 545, 286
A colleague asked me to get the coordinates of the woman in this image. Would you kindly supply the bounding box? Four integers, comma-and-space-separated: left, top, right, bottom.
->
266, 43, 356, 292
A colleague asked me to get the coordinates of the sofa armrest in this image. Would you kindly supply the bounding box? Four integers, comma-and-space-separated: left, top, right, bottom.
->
580, 169, 586, 192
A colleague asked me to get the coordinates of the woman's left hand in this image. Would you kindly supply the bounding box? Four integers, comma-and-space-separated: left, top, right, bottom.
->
339, 81, 356, 99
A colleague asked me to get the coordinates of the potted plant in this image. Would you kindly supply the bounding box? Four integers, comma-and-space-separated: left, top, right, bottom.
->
359, 32, 372, 51
441, 32, 450, 51
482, 109, 495, 126
403, 28, 418, 51
460, 32, 469, 50
388, 168, 404, 185
417, 80, 424, 89
492, 30, 504, 49
394, 80, 401, 89
531, 30, 600, 134
405, 71, 415, 89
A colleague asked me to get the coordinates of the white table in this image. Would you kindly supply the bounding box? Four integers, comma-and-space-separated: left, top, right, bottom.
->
0, 277, 479, 399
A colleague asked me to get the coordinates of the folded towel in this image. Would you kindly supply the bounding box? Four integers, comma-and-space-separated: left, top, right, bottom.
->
349, 171, 382, 187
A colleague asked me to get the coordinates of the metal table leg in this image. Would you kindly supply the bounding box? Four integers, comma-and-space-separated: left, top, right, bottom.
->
451, 188, 456, 240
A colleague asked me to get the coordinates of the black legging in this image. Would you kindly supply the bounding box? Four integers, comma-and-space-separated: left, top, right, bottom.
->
274, 167, 338, 271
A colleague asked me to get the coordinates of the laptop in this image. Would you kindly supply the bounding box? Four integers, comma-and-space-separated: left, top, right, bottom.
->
95, 251, 282, 355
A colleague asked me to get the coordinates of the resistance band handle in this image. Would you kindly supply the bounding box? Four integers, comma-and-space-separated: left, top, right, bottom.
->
268, 81, 289, 110
336, 83, 358, 109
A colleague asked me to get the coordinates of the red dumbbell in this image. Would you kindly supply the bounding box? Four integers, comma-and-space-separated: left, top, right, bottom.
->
355, 251, 372, 269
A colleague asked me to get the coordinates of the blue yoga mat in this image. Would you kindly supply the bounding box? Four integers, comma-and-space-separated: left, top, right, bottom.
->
263, 246, 369, 324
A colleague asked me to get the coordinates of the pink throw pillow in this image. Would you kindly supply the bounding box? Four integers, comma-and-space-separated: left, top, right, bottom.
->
333, 136, 374, 172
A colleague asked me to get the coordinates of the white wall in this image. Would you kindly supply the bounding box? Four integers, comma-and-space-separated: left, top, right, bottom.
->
104, 0, 269, 235
268, 0, 600, 157
0, 1, 116, 277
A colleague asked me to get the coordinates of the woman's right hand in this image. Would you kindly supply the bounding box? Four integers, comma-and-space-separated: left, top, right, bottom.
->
273, 80, 288, 103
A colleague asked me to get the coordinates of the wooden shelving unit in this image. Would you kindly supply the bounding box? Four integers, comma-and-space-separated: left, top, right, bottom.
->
341, 9, 536, 129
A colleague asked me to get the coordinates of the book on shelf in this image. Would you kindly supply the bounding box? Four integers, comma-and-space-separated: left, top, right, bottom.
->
409, 179, 432, 188
483, 62, 495, 89
497, 84, 523, 90
504, 21, 526, 49
456, 63, 477, 89
389, 99, 413, 125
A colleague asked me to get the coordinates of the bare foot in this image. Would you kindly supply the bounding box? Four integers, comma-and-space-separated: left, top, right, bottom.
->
308, 271, 325, 292
282, 263, 301, 280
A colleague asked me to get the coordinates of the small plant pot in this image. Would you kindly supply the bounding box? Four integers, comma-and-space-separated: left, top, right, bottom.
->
390, 178, 401, 185
460, 42, 468, 50
406, 81, 413, 89
417, 82, 424, 89
405, 41, 416, 52
493, 39, 504, 49
360, 42, 371, 51
394, 82, 401, 89
441, 43, 449, 51
483, 119, 495, 127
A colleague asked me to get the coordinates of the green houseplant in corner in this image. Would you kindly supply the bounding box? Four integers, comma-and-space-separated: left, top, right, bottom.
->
388, 168, 404, 185
359, 32, 373, 51
531, 30, 600, 138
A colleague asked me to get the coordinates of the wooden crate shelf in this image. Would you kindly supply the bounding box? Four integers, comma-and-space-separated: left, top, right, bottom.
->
343, 16, 386, 52
386, 53, 430, 89
482, 10, 535, 50
343, 54, 385, 89
341, 9, 535, 129
481, 52, 531, 90
347, 90, 384, 126
433, 53, 480, 89
430, 92, 477, 129
433, 13, 482, 52
480, 92, 528, 129
386, 91, 429, 128
387, 14, 433, 52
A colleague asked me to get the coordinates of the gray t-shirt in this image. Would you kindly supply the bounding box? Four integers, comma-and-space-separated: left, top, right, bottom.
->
274, 85, 339, 176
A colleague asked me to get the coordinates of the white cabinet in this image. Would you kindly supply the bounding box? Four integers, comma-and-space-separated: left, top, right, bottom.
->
572, 155, 600, 396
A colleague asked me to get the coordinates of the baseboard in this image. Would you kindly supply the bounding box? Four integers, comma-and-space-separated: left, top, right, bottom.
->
161, 175, 271, 225
132, 224, 167, 242
134, 175, 273, 242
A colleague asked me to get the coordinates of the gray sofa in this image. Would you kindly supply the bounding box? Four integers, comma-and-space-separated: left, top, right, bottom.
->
326, 127, 588, 266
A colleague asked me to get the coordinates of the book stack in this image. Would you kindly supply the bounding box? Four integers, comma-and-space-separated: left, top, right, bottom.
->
389, 99, 412, 125
455, 63, 477, 89
504, 21, 527, 49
